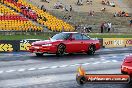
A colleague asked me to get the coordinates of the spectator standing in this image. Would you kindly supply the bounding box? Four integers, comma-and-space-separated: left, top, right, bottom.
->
69, 5, 72, 12
104, 22, 108, 32
107, 22, 112, 32
41, 5, 46, 12
90, 0, 92, 5
77, 0, 83, 5
64, 5, 69, 11
100, 22, 104, 33
89, 10, 94, 16
130, 19, 132, 27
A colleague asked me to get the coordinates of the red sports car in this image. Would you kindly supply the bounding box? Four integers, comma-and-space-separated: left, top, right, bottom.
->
121, 55, 132, 77
29, 32, 100, 56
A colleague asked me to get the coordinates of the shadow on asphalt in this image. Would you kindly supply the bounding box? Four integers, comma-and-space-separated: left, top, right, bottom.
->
30, 53, 99, 61
0, 53, 100, 61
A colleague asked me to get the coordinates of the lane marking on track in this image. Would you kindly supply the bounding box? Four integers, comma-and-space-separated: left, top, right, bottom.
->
6, 70, 16, 73
18, 69, 26, 72
112, 60, 118, 62
70, 64, 80, 67
112, 56, 117, 58
59, 65, 68, 68
50, 66, 58, 69
101, 59, 105, 60
0, 59, 120, 74
100, 56, 105, 58
90, 58, 94, 59
28, 68, 36, 71
82, 63, 90, 66
38, 67, 48, 70
102, 60, 111, 63
0, 71, 4, 74
92, 62, 101, 64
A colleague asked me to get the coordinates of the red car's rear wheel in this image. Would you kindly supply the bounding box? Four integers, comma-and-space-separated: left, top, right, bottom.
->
87, 45, 95, 55
56, 44, 66, 56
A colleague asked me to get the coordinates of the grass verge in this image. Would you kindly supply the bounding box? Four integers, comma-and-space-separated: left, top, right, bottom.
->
0, 33, 132, 40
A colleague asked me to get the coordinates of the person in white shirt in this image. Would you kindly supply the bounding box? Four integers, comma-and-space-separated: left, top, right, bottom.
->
107, 22, 112, 32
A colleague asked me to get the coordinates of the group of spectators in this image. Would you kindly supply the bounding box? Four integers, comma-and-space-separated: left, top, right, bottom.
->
89, 10, 95, 16
86, 0, 93, 5
53, 2, 73, 12
63, 15, 72, 22
100, 22, 112, 33
102, 0, 115, 7
53, 2, 63, 9
41, 0, 50, 3
77, 0, 93, 5
114, 11, 130, 17
75, 25, 92, 33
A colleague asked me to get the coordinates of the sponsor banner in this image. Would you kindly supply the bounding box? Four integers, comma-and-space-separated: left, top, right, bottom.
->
20, 39, 41, 51
76, 66, 130, 85
76, 74, 130, 85
103, 38, 132, 48
125, 38, 132, 47
0, 39, 41, 52
0, 40, 19, 52
85, 74, 130, 83
20, 40, 32, 51
0, 44, 13, 52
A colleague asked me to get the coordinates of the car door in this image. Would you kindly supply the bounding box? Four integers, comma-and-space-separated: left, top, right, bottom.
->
69, 33, 83, 52
81, 34, 91, 51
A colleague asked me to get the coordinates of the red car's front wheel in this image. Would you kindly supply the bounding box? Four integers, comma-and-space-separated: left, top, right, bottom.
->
56, 44, 66, 56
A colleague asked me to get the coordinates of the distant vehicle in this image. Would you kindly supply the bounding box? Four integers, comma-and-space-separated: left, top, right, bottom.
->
121, 55, 132, 77
29, 32, 100, 56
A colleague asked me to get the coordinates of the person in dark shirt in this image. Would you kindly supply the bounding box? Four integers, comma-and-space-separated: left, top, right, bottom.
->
130, 19, 132, 27
101, 22, 104, 33
69, 5, 72, 12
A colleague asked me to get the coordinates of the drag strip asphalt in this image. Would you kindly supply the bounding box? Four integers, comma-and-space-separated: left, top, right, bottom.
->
0, 48, 131, 88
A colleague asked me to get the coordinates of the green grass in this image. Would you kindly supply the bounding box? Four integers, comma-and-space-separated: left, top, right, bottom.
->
0, 35, 50, 40
89, 33, 132, 38
0, 33, 132, 40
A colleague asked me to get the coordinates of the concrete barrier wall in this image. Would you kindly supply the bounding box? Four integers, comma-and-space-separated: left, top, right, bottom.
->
0, 38, 131, 52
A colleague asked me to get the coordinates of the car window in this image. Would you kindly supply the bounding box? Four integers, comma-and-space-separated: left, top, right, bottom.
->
72, 33, 82, 40
82, 34, 90, 40
51, 33, 71, 40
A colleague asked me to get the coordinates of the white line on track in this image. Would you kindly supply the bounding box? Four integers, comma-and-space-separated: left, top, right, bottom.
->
70, 64, 80, 67
6, 70, 16, 73
0, 71, 4, 74
38, 67, 48, 70
28, 68, 36, 71
102, 60, 111, 63
59, 65, 68, 68
18, 69, 26, 72
50, 66, 58, 69
112, 56, 117, 58
82, 63, 90, 66
0, 59, 120, 74
101, 59, 105, 60
100, 57, 105, 59
92, 62, 101, 64
112, 60, 118, 62
90, 58, 94, 60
